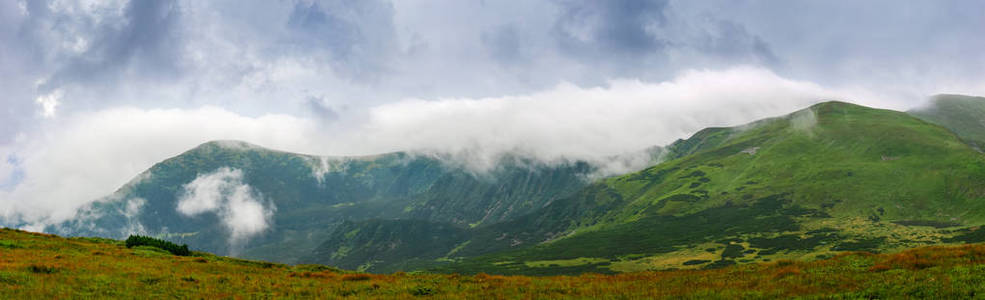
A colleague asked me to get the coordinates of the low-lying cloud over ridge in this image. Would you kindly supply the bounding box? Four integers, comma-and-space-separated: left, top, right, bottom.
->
0, 66, 879, 227
354, 67, 832, 163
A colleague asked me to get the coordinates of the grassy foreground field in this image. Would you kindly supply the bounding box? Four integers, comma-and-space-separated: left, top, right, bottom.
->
3, 228, 985, 298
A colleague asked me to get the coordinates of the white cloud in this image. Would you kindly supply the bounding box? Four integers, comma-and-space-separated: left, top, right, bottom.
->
176, 171, 227, 215
0, 66, 882, 228
35, 90, 63, 118
177, 167, 275, 249
121, 197, 147, 235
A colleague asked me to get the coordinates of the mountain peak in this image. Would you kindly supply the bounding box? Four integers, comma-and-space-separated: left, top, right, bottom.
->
807, 100, 868, 111
193, 140, 263, 151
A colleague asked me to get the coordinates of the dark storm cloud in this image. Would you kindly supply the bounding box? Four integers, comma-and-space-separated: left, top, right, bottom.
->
0, 0, 981, 125
39, 0, 183, 93
539, 0, 782, 83
0, 0, 184, 143
553, 0, 670, 58
285, 0, 396, 81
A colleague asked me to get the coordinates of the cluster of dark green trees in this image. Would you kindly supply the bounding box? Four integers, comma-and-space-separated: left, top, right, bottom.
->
125, 235, 191, 256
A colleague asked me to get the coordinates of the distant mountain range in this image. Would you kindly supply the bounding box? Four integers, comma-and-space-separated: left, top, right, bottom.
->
47, 137, 659, 268
43, 94, 985, 275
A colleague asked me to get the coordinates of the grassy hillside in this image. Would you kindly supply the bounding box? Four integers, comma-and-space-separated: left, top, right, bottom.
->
422, 101, 985, 274
305, 219, 472, 272
5, 228, 985, 298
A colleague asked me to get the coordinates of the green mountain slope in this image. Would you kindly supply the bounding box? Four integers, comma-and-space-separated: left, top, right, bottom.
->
305, 219, 471, 272
47, 141, 607, 264
411, 101, 985, 274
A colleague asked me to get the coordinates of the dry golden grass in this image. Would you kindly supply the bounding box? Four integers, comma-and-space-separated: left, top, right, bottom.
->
3, 228, 985, 298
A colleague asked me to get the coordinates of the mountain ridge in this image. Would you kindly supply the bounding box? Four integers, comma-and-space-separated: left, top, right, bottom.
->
45, 138, 622, 265
35, 96, 985, 275
406, 99, 985, 274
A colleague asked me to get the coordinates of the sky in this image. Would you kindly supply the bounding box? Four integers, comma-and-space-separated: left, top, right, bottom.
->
1, 0, 984, 226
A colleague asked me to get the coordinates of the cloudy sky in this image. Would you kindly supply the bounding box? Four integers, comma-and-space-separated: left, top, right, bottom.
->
2, 0, 984, 225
